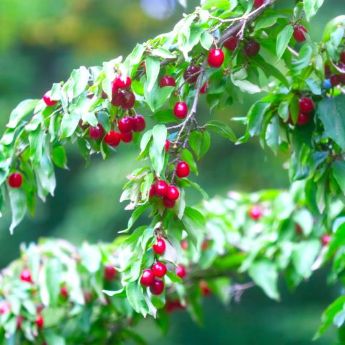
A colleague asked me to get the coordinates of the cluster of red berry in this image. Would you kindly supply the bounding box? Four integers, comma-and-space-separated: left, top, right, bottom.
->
111, 75, 136, 109
325, 52, 345, 87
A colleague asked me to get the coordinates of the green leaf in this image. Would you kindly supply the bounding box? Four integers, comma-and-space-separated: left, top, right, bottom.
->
149, 125, 167, 176
206, 120, 236, 141
123, 203, 150, 233
248, 260, 280, 300
80, 243, 101, 273
247, 102, 271, 136
145, 56, 161, 93
181, 149, 198, 174
292, 240, 320, 278
44, 331, 66, 345
332, 160, 345, 197
189, 131, 211, 159
52, 146, 68, 169
60, 112, 81, 139
317, 95, 345, 150
200, 31, 214, 50
9, 188, 27, 234
69, 66, 90, 99
126, 281, 149, 316
276, 25, 293, 59
7, 99, 38, 129
304, 0, 325, 20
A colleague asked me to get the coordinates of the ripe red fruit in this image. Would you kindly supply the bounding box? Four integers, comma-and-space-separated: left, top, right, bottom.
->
341, 52, 345, 64
293, 25, 307, 42
104, 265, 117, 281
150, 279, 165, 295
89, 124, 104, 140
164, 140, 171, 152
140, 269, 155, 287
36, 315, 44, 330
132, 115, 146, 132
163, 197, 176, 209
254, 0, 264, 8
104, 131, 121, 147
321, 234, 331, 246
200, 81, 208, 94
297, 112, 311, 126
244, 40, 260, 57
249, 205, 263, 221
299, 97, 314, 114
121, 132, 133, 143
224, 35, 238, 51
330, 74, 340, 87
111, 90, 125, 107
166, 299, 184, 313
176, 264, 187, 279
174, 102, 188, 119
112, 75, 132, 92
118, 117, 134, 133
208, 48, 225, 68
153, 238, 166, 255
152, 262, 167, 278
149, 185, 156, 198
121, 91, 136, 109
60, 286, 68, 299
201, 239, 209, 251
154, 180, 168, 197
159, 76, 176, 88
8, 172, 23, 188
200, 280, 211, 296
166, 185, 180, 201
184, 65, 201, 84
20, 269, 33, 283
0, 301, 10, 315
176, 161, 190, 178
43, 92, 57, 107
181, 240, 188, 250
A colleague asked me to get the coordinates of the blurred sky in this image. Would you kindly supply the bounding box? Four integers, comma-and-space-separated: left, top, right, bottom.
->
0, 0, 343, 343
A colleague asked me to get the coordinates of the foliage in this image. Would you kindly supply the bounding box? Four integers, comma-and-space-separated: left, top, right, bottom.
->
0, 0, 345, 343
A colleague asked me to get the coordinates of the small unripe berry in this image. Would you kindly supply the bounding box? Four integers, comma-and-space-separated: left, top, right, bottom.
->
174, 102, 188, 119
159, 76, 176, 88
150, 279, 165, 295
104, 131, 121, 147
297, 112, 311, 126
8, 172, 23, 188
293, 25, 307, 42
249, 205, 263, 221
104, 265, 117, 281
154, 180, 168, 198
20, 269, 33, 283
244, 40, 260, 57
89, 124, 104, 140
223, 36, 238, 51
166, 185, 180, 201
152, 262, 167, 278
132, 115, 146, 132
176, 161, 190, 178
140, 269, 155, 287
184, 65, 201, 84
153, 238, 166, 255
36, 315, 44, 330
43, 92, 57, 107
176, 264, 187, 279
299, 97, 314, 114
118, 117, 134, 133
208, 48, 225, 68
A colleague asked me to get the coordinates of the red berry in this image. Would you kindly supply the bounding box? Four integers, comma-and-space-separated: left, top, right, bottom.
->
163, 197, 176, 209
295, 224, 303, 235
208, 48, 225, 68
166, 185, 180, 201
111, 90, 125, 107
152, 262, 167, 278
132, 115, 146, 132
36, 315, 44, 330
200, 281, 211, 296
121, 132, 133, 143
112, 75, 131, 92
154, 180, 168, 197
293, 25, 307, 42
118, 117, 134, 133
150, 279, 165, 295
200, 81, 208, 94
153, 238, 166, 255
164, 140, 171, 152
140, 269, 155, 287
254, 0, 264, 8
20, 269, 32, 283
104, 265, 117, 281
181, 240, 188, 250
16, 316, 24, 329
0, 301, 10, 315
159, 76, 176, 88
249, 205, 263, 221
184, 65, 201, 84
330, 74, 340, 87
299, 97, 314, 114
174, 102, 188, 119
321, 234, 331, 246
223, 36, 238, 51
324, 64, 331, 78
60, 286, 68, 299
89, 124, 104, 140
297, 112, 311, 126
244, 40, 260, 57
149, 184, 156, 198
104, 131, 121, 147
166, 299, 184, 313
201, 239, 209, 251
121, 91, 136, 109
340, 52, 345, 64
176, 161, 190, 178
84, 291, 93, 303
176, 264, 187, 279
43, 92, 57, 107
8, 172, 23, 188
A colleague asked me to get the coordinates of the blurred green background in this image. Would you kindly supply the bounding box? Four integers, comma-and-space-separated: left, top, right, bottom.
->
0, 0, 342, 343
